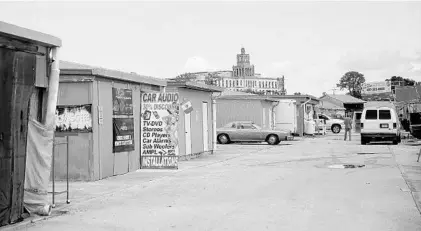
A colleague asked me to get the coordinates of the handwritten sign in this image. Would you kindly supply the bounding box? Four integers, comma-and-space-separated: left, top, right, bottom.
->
112, 88, 133, 115
362, 81, 391, 95
113, 118, 135, 153
55, 105, 92, 133
141, 92, 179, 169
361, 81, 393, 101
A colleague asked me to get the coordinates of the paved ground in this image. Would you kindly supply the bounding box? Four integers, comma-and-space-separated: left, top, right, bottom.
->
10, 133, 421, 231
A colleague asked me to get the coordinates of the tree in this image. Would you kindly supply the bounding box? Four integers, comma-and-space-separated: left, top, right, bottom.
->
174, 72, 221, 86
386, 76, 416, 87
174, 72, 196, 82
204, 73, 222, 85
294, 92, 301, 95
337, 71, 365, 99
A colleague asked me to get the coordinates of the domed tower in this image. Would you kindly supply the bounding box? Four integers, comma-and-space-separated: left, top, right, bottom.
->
232, 47, 255, 78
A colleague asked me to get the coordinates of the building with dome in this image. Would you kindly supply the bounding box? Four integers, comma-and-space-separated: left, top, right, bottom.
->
179, 47, 286, 95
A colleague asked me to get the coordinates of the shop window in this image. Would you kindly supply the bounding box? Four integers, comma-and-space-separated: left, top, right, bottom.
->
305, 105, 312, 114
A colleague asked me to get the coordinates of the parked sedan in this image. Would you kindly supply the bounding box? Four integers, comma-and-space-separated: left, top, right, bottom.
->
217, 121, 293, 145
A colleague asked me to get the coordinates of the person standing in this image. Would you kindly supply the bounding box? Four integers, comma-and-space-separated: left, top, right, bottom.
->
344, 113, 353, 141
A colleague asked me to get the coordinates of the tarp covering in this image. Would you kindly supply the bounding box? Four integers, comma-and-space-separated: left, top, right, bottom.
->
395, 85, 421, 103
23, 119, 53, 216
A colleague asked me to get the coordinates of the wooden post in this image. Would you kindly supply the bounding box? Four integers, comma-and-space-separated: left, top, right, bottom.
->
52, 139, 55, 208
44, 47, 60, 130
66, 136, 70, 204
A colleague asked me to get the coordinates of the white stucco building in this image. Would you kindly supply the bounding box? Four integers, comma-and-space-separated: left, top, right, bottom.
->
185, 47, 286, 95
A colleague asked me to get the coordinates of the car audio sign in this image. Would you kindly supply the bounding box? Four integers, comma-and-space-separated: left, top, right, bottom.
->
141, 92, 180, 169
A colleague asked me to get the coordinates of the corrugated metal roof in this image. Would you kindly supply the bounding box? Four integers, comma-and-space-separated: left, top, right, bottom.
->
216, 95, 279, 102
220, 90, 258, 96
317, 100, 345, 110
60, 61, 167, 87
395, 85, 421, 103
268, 94, 320, 104
167, 80, 224, 92
326, 94, 366, 104
0, 21, 61, 47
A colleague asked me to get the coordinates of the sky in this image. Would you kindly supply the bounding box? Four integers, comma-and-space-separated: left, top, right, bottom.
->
1, 1, 421, 96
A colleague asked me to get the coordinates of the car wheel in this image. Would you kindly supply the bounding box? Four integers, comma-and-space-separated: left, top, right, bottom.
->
331, 124, 341, 134
267, 135, 279, 145
217, 134, 230, 144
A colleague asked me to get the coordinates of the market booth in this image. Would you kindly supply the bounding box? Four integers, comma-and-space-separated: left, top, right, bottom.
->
0, 21, 61, 225
54, 61, 166, 181
271, 95, 320, 136
215, 94, 278, 130
163, 81, 223, 161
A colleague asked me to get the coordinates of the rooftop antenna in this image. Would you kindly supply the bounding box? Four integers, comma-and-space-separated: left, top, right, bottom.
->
330, 87, 338, 95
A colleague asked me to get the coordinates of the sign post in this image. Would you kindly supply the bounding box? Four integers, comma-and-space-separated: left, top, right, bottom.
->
53, 104, 93, 207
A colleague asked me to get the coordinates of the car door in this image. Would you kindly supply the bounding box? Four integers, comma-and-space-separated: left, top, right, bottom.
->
241, 123, 262, 141
226, 122, 240, 141
363, 109, 378, 133
378, 109, 393, 131
230, 123, 247, 141
322, 115, 332, 127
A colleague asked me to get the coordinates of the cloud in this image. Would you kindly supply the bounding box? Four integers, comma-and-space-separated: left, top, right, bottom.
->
183, 56, 213, 73
337, 50, 421, 79
409, 51, 421, 73
261, 61, 295, 77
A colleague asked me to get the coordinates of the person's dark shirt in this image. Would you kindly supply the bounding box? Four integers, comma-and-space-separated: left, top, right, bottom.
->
344, 117, 352, 129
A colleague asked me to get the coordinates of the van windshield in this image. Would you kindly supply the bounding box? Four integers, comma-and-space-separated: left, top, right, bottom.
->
365, 110, 377, 120
379, 110, 391, 120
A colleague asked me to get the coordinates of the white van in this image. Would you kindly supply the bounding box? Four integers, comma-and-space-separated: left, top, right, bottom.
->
360, 106, 401, 145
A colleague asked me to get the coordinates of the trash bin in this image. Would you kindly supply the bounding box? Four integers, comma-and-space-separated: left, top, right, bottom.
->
304, 120, 316, 135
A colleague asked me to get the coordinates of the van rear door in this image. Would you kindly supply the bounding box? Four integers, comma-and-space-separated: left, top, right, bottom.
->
363, 109, 379, 133
378, 109, 393, 131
